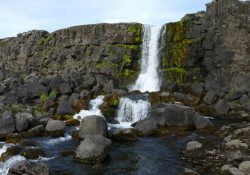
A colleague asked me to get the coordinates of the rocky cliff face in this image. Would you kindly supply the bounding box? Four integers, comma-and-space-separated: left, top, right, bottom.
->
162, 0, 250, 93
161, 0, 250, 117
0, 23, 142, 88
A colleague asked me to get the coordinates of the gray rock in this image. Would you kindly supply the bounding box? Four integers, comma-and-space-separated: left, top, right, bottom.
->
225, 139, 248, 150
183, 141, 203, 158
194, 116, 214, 131
214, 99, 230, 116
0, 111, 15, 135
57, 100, 73, 115
8, 160, 49, 175
203, 91, 217, 105
74, 135, 112, 163
228, 91, 246, 101
27, 125, 45, 136
185, 141, 203, 151
69, 93, 80, 103
135, 104, 196, 136
15, 117, 30, 132
191, 83, 204, 97
239, 161, 250, 175
45, 120, 65, 136
221, 164, 244, 175
79, 115, 108, 139
15, 112, 34, 122
184, 168, 199, 175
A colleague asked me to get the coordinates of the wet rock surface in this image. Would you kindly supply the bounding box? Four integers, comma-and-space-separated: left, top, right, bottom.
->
74, 135, 112, 164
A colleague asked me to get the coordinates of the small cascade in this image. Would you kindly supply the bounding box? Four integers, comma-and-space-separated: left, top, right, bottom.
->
130, 25, 162, 92
116, 97, 151, 127
114, 25, 163, 128
73, 95, 104, 120
0, 155, 26, 175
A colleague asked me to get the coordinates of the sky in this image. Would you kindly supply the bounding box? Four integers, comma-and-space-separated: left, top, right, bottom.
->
0, 0, 211, 38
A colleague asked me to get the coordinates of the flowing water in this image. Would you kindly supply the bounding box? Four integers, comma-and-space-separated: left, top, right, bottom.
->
73, 95, 104, 120
116, 25, 163, 128
130, 25, 162, 92
0, 25, 170, 174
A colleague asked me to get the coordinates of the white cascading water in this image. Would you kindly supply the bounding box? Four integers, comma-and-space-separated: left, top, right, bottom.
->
73, 95, 104, 120
116, 97, 151, 128
130, 25, 162, 92
115, 25, 162, 127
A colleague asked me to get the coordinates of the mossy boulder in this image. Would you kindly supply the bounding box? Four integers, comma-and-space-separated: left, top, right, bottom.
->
100, 94, 120, 122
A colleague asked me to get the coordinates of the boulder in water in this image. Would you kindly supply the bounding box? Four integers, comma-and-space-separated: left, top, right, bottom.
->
74, 135, 112, 164
8, 160, 49, 175
21, 147, 46, 159
45, 119, 65, 136
79, 115, 108, 139
135, 104, 196, 136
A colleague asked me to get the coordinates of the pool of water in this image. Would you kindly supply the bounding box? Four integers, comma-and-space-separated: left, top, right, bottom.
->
32, 127, 197, 175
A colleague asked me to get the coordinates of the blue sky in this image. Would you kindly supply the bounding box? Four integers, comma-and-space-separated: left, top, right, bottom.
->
0, 0, 210, 38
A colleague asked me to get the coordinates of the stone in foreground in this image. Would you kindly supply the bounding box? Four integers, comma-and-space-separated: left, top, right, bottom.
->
45, 119, 65, 136
79, 115, 108, 139
74, 135, 112, 164
8, 160, 49, 175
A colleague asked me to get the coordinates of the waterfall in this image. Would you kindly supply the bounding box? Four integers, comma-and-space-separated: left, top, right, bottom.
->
113, 25, 163, 128
116, 97, 151, 127
73, 95, 104, 120
130, 25, 162, 92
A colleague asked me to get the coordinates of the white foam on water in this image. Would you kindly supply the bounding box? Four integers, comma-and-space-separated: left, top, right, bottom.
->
130, 25, 162, 92
0, 144, 13, 157
40, 133, 72, 146
73, 95, 104, 120
30, 156, 57, 162
0, 155, 26, 175
114, 97, 151, 128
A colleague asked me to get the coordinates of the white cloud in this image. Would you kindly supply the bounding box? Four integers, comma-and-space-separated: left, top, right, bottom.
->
0, 0, 210, 38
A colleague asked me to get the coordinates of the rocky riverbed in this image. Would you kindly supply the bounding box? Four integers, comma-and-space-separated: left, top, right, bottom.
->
0, 0, 250, 174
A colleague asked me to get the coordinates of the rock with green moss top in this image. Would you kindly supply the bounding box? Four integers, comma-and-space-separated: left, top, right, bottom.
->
100, 94, 120, 122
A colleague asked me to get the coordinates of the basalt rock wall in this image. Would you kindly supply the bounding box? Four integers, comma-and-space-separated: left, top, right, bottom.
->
161, 0, 250, 117
0, 23, 142, 90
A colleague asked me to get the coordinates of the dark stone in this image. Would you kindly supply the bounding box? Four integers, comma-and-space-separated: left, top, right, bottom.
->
0, 111, 15, 135
57, 101, 73, 115
111, 128, 138, 142
79, 115, 108, 139
8, 160, 49, 175
69, 93, 80, 103
203, 91, 217, 105
135, 104, 196, 136
214, 99, 230, 116
228, 91, 246, 101
45, 120, 65, 136
0, 145, 23, 162
6, 133, 23, 144
21, 147, 46, 159
74, 135, 112, 164
26, 125, 45, 136
191, 83, 204, 97
194, 116, 214, 131
15, 118, 30, 133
